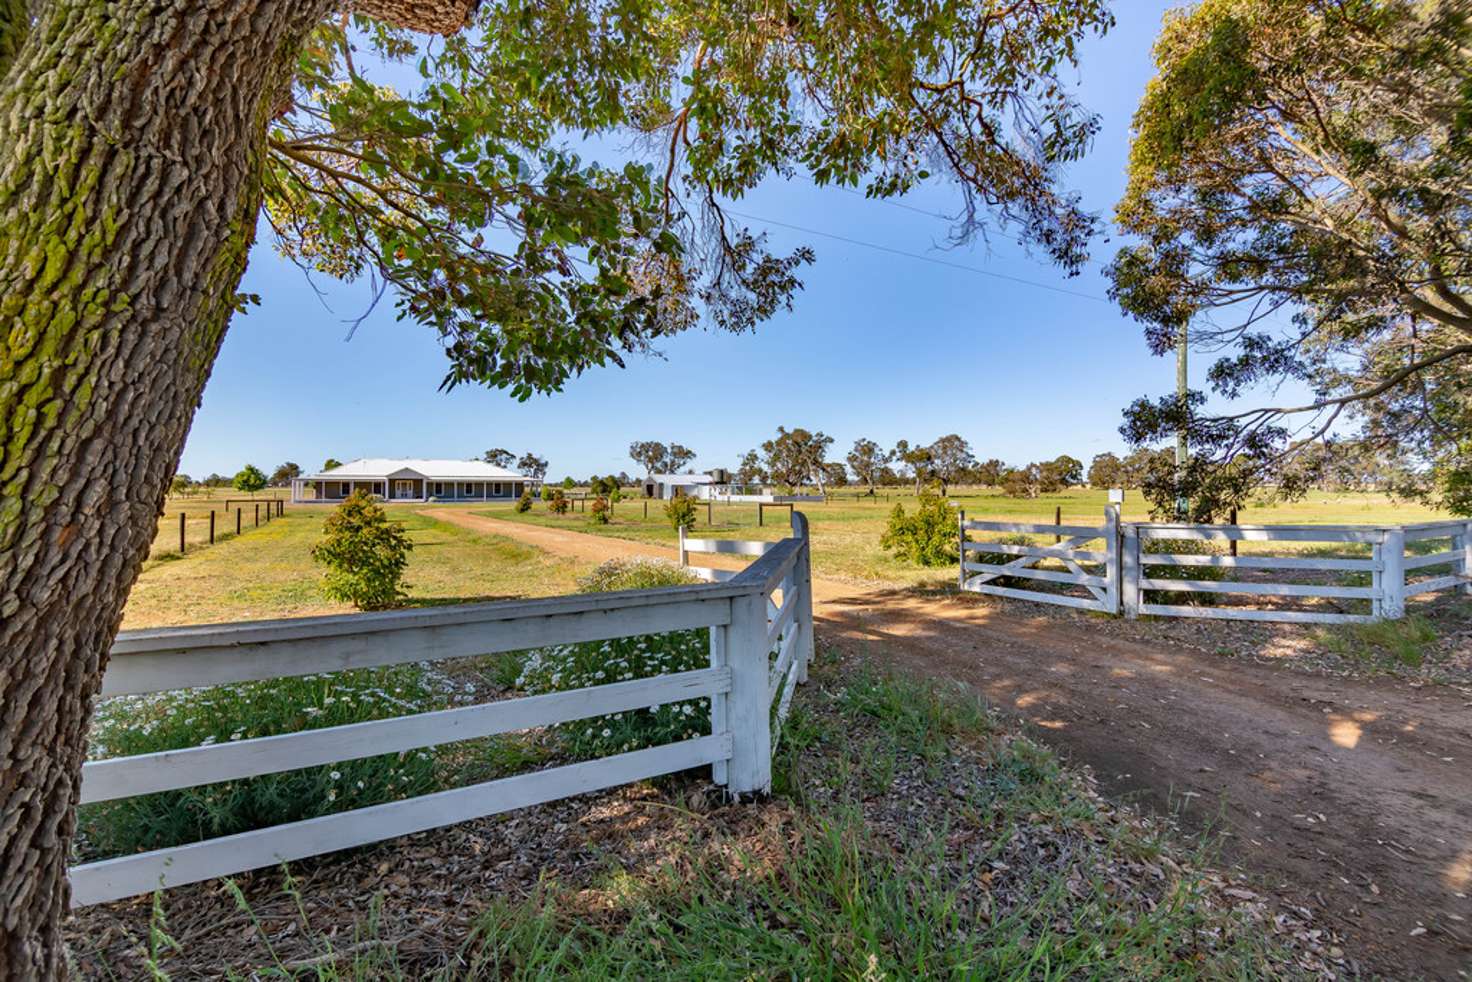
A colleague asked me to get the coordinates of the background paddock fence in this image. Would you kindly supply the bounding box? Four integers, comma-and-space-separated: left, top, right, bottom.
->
74, 516, 814, 907
961, 509, 1469, 624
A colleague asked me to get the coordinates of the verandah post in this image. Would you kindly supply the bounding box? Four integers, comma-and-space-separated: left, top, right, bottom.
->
725, 588, 773, 795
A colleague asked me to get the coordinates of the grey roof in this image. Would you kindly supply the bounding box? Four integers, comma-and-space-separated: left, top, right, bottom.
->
306, 458, 533, 481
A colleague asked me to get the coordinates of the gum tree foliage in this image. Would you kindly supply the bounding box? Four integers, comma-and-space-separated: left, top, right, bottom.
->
972, 458, 1005, 487
762, 426, 835, 492
0, 0, 1113, 965
737, 449, 767, 486
269, 461, 302, 486
1087, 452, 1125, 489
483, 448, 515, 467
516, 452, 549, 481
1107, 0, 1472, 517
893, 439, 936, 494
323, 457, 345, 471
232, 464, 269, 495
927, 434, 976, 494
846, 438, 893, 495
1039, 453, 1082, 488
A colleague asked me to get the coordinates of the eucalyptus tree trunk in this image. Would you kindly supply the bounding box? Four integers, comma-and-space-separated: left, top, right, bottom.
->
0, 2, 333, 974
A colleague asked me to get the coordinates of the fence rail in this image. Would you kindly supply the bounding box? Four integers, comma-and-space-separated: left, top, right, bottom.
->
74, 515, 814, 908
962, 510, 1469, 624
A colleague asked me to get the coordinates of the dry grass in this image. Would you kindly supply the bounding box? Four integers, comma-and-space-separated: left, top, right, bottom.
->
122, 506, 583, 630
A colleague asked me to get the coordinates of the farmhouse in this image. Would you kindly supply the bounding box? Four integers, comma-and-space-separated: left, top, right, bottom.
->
292, 458, 540, 503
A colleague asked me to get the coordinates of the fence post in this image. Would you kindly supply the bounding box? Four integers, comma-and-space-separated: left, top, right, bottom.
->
791, 511, 814, 683
677, 522, 688, 567
957, 509, 966, 589
1371, 535, 1385, 619
1122, 523, 1141, 619
1462, 521, 1472, 596
1381, 527, 1406, 619
707, 500, 712, 526
254, 503, 260, 527
708, 618, 729, 787
236, 508, 241, 535
1054, 505, 1061, 544
1103, 504, 1121, 615
209, 510, 215, 545
725, 589, 773, 796
758, 502, 764, 527
179, 513, 186, 554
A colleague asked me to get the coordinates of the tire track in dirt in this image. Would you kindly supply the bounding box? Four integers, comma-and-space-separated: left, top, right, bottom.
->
430, 508, 1472, 978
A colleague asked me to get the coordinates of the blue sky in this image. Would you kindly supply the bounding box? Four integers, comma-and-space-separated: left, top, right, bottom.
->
179, 1, 1278, 482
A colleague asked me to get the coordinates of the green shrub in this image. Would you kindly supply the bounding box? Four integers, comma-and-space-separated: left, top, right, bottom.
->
515, 490, 534, 513
540, 485, 555, 502
517, 560, 707, 758
576, 557, 699, 593
589, 495, 611, 524
880, 493, 958, 566
78, 666, 444, 858
311, 491, 413, 610
665, 495, 698, 530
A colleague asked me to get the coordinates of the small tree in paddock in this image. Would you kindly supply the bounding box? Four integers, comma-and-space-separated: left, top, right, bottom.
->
665, 495, 698, 531
515, 490, 534, 513
589, 496, 612, 524
311, 491, 413, 611
169, 474, 194, 497
232, 464, 268, 497
549, 491, 571, 515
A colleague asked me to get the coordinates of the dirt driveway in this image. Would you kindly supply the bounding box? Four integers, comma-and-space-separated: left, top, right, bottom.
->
432, 510, 1472, 978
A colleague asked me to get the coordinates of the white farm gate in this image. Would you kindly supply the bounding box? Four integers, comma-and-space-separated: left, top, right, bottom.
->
961, 510, 1470, 624
959, 505, 1121, 614
73, 517, 814, 907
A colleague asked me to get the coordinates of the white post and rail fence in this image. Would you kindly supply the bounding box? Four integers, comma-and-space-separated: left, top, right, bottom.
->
960, 508, 1469, 624
72, 516, 814, 908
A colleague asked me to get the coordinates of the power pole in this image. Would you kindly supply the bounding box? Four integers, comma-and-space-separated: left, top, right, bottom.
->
1175, 322, 1190, 520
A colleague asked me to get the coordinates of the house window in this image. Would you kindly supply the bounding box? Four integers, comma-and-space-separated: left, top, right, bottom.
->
493, 482, 503, 496
464, 482, 474, 496
433, 482, 443, 496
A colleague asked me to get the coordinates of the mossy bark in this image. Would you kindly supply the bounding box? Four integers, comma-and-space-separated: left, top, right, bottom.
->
0, 2, 331, 975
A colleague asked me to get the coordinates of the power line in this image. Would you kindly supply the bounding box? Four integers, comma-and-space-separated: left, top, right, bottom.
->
722, 207, 1114, 305
804, 177, 1117, 266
